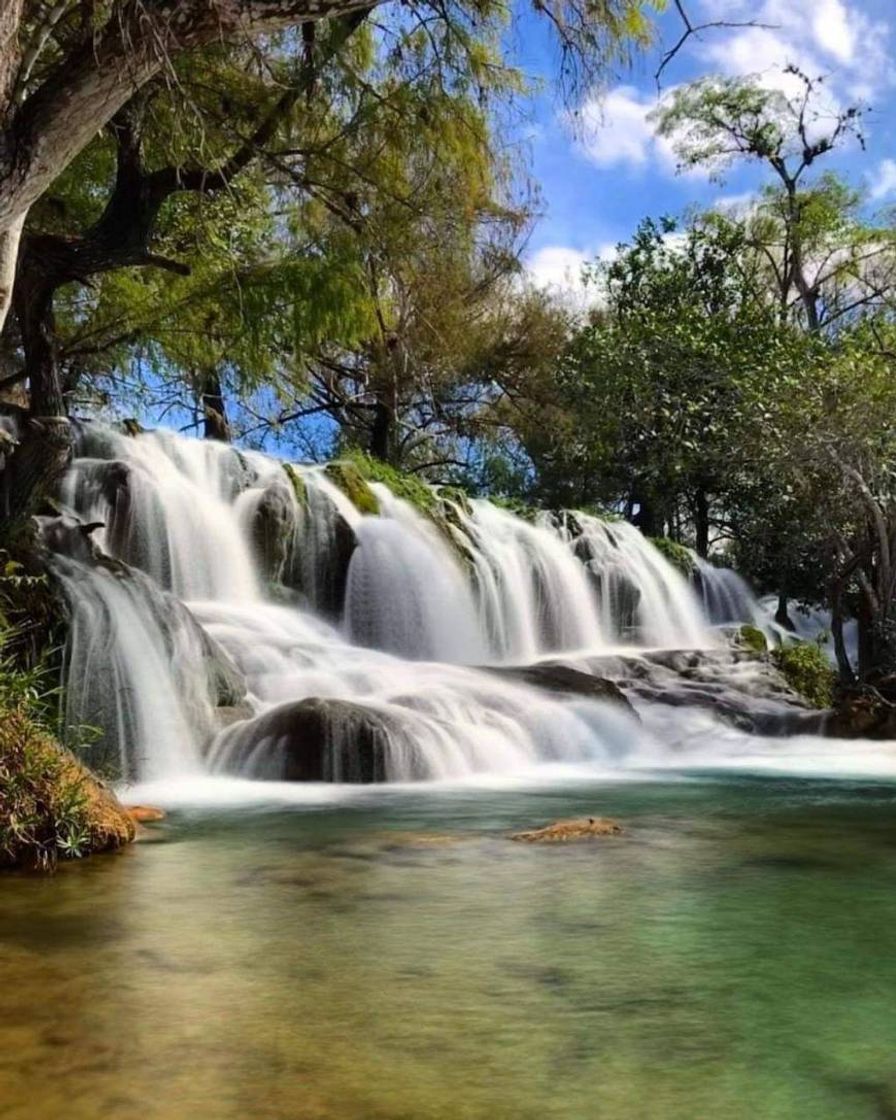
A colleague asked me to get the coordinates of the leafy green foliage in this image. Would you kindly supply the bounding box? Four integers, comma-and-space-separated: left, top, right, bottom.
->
773, 643, 836, 709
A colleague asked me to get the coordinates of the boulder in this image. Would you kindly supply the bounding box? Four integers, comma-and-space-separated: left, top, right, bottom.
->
251, 475, 297, 583
486, 663, 639, 720
213, 697, 411, 782
511, 817, 624, 843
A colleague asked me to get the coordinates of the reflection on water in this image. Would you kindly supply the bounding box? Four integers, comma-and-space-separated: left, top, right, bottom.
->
2, 777, 896, 1120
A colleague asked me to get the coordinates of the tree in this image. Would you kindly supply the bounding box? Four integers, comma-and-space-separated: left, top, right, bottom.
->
653, 69, 896, 333
0, 0, 655, 532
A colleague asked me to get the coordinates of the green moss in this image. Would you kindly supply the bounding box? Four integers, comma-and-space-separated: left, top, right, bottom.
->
772, 642, 836, 709
490, 495, 538, 522
649, 536, 696, 578
324, 461, 380, 515
283, 462, 307, 508
738, 624, 768, 654
345, 450, 436, 514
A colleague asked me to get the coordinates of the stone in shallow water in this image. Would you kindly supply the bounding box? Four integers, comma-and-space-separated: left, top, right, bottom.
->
124, 805, 166, 823
510, 817, 624, 843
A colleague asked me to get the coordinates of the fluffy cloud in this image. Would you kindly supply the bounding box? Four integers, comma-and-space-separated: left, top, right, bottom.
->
696, 0, 891, 100
868, 158, 896, 201
525, 243, 619, 306
573, 86, 678, 172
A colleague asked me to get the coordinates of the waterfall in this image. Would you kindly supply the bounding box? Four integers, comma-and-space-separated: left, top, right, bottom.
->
49, 423, 740, 788
695, 558, 765, 627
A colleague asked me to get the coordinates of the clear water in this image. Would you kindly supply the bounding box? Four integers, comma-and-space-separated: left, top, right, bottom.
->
2, 775, 896, 1120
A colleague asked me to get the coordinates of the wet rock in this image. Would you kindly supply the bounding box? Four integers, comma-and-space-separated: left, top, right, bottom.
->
487, 663, 639, 720
216, 702, 254, 729
125, 805, 166, 823
511, 817, 624, 842
213, 697, 417, 782
251, 475, 297, 583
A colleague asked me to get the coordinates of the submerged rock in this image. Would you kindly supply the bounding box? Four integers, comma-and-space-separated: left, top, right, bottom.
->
125, 804, 166, 823
511, 817, 624, 843
211, 697, 416, 782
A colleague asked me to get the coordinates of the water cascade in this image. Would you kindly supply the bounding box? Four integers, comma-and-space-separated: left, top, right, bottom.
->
46, 423, 796, 791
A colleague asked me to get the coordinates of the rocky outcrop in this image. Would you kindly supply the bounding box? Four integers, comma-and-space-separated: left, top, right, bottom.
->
212, 696, 411, 782
495, 648, 825, 736
511, 817, 624, 842
0, 706, 135, 871
487, 663, 639, 720
251, 474, 297, 584
824, 691, 896, 739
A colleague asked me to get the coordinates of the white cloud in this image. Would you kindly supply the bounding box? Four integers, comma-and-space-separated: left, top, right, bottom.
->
525, 243, 618, 307
811, 0, 857, 64
573, 86, 686, 174
574, 86, 662, 169
694, 0, 892, 102
868, 158, 896, 201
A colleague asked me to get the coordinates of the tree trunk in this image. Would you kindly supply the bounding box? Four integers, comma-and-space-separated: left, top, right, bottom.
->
0, 260, 70, 533
632, 491, 656, 536
0, 415, 72, 530
0, 212, 25, 337
370, 400, 392, 462
774, 592, 795, 632
694, 488, 709, 558
830, 587, 855, 684
199, 369, 230, 442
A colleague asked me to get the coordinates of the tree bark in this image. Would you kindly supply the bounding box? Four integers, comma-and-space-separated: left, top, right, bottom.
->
830, 586, 855, 684
370, 400, 392, 461
774, 592, 795, 632
199, 369, 230, 441
694, 488, 709, 558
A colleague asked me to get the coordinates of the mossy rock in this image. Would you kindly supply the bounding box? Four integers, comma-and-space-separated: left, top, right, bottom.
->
324, 461, 380, 515
283, 462, 307, 508
0, 704, 135, 870
772, 642, 835, 709
345, 450, 436, 514
649, 536, 696, 578
737, 624, 768, 654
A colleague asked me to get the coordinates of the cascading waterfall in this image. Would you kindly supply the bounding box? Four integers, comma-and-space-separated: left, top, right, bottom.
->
48, 422, 769, 789
696, 557, 766, 627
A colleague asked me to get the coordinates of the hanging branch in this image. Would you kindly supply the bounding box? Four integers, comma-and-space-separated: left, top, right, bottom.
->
655, 1, 773, 87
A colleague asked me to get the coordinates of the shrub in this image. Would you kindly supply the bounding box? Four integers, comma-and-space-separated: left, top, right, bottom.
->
772, 642, 836, 709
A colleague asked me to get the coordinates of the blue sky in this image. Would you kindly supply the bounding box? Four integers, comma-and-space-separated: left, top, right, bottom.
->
514, 0, 896, 299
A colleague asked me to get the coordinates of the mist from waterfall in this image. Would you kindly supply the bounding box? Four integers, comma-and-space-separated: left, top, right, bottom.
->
50, 423, 789, 790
